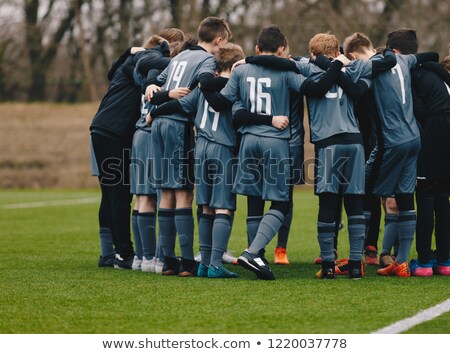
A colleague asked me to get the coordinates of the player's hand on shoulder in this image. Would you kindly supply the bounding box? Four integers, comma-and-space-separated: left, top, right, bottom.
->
145, 113, 153, 126
131, 47, 146, 54
232, 59, 246, 71
334, 54, 350, 66
169, 87, 190, 99
145, 84, 161, 101
272, 116, 289, 130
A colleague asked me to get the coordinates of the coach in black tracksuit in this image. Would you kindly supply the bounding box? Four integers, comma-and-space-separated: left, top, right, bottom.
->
90, 47, 144, 268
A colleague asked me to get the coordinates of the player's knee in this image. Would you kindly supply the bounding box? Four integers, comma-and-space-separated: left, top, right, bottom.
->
270, 201, 290, 216
385, 197, 399, 214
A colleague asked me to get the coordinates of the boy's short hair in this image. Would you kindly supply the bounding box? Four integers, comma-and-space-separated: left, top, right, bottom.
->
143, 28, 185, 48
386, 28, 418, 54
215, 43, 245, 72
441, 55, 450, 72
256, 25, 287, 53
197, 17, 232, 43
309, 33, 340, 57
343, 32, 373, 57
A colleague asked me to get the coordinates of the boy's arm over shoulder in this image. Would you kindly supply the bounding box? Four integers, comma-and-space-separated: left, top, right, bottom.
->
198, 55, 217, 88
150, 89, 199, 118
371, 49, 397, 77
202, 68, 239, 112
299, 58, 345, 97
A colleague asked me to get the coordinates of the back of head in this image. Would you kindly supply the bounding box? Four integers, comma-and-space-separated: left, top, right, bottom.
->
143, 28, 185, 48
256, 25, 287, 53
441, 55, 450, 72
215, 43, 245, 73
309, 32, 340, 57
344, 32, 373, 57
197, 17, 232, 43
386, 28, 418, 54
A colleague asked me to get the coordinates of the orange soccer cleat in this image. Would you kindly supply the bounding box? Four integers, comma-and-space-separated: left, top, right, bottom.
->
274, 247, 290, 265
364, 246, 379, 266
376, 260, 410, 277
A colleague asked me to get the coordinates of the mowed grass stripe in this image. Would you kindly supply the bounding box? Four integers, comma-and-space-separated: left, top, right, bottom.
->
0, 189, 448, 334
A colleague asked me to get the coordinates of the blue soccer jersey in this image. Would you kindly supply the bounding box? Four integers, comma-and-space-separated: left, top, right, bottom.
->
178, 88, 236, 148
297, 60, 372, 144
371, 53, 419, 148
156, 47, 216, 122
220, 64, 306, 139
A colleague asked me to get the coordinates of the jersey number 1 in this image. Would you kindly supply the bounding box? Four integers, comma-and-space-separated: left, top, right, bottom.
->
200, 102, 220, 132
391, 64, 406, 104
167, 61, 187, 89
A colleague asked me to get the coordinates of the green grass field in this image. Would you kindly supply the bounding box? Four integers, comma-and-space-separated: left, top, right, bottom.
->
1, 188, 449, 334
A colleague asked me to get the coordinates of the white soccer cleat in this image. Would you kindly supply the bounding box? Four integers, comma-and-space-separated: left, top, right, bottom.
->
141, 256, 156, 272
222, 250, 238, 265
155, 258, 164, 274
131, 255, 142, 270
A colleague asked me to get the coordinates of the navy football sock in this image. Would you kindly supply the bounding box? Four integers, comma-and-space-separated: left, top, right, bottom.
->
211, 214, 233, 268
348, 215, 365, 261
396, 211, 416, 264
277, 206, 292, 249
381, 214, 398, 255
138, 212, 156, 260
99, 227, 115, 258
198, 213, 214, 266
317, 221, 335, 263
248, 210, 285, 255
175, 208, 194, 260
158, 208, 176, 258
131, 210, 142, 259
246, 216, 263, 247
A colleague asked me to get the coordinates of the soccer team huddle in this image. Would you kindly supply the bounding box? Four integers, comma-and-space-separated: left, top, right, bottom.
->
89, 17, 450, 280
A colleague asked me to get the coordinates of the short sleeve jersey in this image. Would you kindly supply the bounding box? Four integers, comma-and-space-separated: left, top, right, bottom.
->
297, 59, 372, 143
156, 47, 216, 122
135, 96, 152, 131
220, 63, 306, 139
371, 53, 419, 147
179, 88, 236, 148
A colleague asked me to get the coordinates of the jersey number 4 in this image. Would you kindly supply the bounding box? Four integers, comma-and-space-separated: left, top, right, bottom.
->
247, 77, 272, 115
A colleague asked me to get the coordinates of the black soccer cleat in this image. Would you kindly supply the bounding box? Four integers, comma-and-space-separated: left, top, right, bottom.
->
238, 249, 275, 280
113, 254, 133, 269
348, 260, 364, 280
161, 257, 180, 276
178, 258, 199, 277
316, 261, 336, 279
98, 254, 115, 268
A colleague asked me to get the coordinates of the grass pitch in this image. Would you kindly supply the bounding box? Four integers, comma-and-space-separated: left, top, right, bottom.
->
0, 188, 449, 334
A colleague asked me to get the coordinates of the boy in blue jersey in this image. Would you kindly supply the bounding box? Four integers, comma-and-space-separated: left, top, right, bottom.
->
148, 43, 246, 278
202, 26, 348, 280
147, 17, 232, 277
344, 32, 439, 277
384, 29, 450, 277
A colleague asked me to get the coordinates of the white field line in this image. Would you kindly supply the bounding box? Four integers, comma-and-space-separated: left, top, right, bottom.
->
3, 197, 99, 209
372, 298, 450, 334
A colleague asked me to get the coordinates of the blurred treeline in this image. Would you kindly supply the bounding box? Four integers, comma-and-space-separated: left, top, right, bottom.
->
0, 0, 449, 102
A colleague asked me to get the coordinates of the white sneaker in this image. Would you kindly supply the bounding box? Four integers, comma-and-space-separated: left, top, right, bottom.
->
131, 255, 142, 270
155, 258, 164, 274
194, 252, 202, 262
141, 256, 156, 272
222, 250, 238, 264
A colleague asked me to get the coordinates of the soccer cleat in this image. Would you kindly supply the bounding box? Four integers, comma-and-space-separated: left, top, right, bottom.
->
114, 254, 133, 270
434, 259, 450, 276
410, 259, 434, 277
161, 257, 180, 276
222, 250, 238, 265
348, 260, 365, 279
335, 259, 349, 275
208, 265, 239, 278
155, 258, 164, 274
364, 246, 379, 266
197, 263, 209, 277
314, 249, 338, 265
274, 247, 290, 265
98, 255, 115, 268
315, 261, 335, 279
238, 249, 275, 280
131, 255, 142, 270
376, 260, 410, 277
178, 258, 199, 277
141, 256, 156, 273
379, 252, 394, 268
